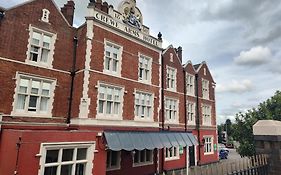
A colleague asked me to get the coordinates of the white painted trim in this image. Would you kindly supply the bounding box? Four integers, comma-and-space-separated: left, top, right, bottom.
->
78, 15, 94, 119
103, 39, 123, 77
165, 147, 180, 161
95, 82, 124, 120
38, 141, 95, 175
132, 150, 154, 167
71, 118, 159, 128
0, 114, 2, 132
93, 22, 162, 52
166, 65, 177, 92
106, 151, 121, 171
138, 52, 152, 85
0, 57, 70, 74
164, 96, 179, 124
203, 135, 214, 155
133, 89, 155, 122
26, 25, 57, 68
89, 69, 160, 88
1, 121, 67, 127
11, 72, 57, 118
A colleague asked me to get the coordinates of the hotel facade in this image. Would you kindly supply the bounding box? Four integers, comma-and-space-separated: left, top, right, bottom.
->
0, 0, 218, 174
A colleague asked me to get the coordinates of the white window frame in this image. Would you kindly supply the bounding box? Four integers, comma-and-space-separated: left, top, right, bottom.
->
166, 66, 177, 91
187, 102, 196, 125
134, 90, 154, 122
164, 97, 179, 124
203, 136, 214, 155
133, 150, 153, 167
96, 82, 124, 120
106, 150, 121, 171
26, 25, 57, 68
103, 40, 123, 76
165, 147, 180, 161
186, 73, 195, 96
202, 79, 209, 99
11, 72, 56, 117
202, 104, 211, 126
41, 9, 50, 23
138, 53, 152, 84
38, 142, 95, 175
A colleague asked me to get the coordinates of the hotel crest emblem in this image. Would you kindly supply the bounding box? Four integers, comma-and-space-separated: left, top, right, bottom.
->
118, 0, 143, 30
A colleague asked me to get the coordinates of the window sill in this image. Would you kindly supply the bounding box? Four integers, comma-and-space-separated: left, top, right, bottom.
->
103, 70, 121, 77
25, 60, 52, 69
133, 161, 153, 167
106, 166, 121, 171
11, 111, 52, 118
96, 115, 122, 121
204, 152, 214, 156
165, 121, 179, 125
138, 79, 152, 85
165, 156, 180, 161
134, 117, 154, 122
166, 88, 177, 92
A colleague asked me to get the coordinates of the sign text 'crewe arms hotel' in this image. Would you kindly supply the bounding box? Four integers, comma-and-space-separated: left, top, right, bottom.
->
93, 10, 162, 48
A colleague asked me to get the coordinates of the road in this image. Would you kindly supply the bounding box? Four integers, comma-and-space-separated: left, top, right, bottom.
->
221, 148, 241, 162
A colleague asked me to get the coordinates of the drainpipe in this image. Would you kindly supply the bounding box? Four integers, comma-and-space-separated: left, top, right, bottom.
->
183, 69, 189, 174
160, 53, 165, 174
67, 36, 78, 124
183, 69, 187, 132
195, 73, 201, 165
14, 137, 22, 175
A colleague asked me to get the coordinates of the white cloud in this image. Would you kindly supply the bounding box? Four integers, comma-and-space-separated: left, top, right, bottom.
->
234, 46, 272, 66
217, 79, 253, 93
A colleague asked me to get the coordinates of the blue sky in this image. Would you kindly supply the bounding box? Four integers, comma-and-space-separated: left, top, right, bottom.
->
1, 0, 281, 124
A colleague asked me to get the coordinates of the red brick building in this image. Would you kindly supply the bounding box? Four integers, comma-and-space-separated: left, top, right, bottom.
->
0, 0, 218, 174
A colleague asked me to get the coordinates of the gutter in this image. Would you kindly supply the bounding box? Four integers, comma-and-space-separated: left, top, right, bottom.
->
195, 73, 201, 164
67, 36, 78, 124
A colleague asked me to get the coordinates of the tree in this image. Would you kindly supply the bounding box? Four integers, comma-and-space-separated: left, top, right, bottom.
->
232, 91, 281, 157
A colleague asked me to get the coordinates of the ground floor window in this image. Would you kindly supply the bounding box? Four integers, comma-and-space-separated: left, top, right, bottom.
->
106, 151, 121, 170
165, 147, 179, 160
204, 136, 213, 155
133, 150, 153, 166
39, 142, 94, 175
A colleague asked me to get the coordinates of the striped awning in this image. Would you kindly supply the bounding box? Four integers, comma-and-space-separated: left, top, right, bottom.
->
104, 131, 198, 151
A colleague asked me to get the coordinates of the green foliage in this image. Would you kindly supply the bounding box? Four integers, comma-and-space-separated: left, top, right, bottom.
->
232, 91, 281, 157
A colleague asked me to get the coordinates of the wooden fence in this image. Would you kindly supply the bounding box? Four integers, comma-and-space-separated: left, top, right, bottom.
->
188, 154, 268, 175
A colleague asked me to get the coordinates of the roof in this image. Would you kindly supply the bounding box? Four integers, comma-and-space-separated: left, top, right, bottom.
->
193, 64, 201, 70
253, 120, 281, 136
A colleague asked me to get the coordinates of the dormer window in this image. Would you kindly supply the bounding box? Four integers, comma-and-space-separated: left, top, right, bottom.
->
41, 9, 50, 23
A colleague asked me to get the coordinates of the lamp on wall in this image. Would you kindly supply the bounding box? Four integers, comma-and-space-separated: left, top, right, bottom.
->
200, 138, 205, 147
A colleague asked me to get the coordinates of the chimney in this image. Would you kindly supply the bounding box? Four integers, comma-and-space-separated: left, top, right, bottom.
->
61, 0, 75, 26
177, 46, 182, 63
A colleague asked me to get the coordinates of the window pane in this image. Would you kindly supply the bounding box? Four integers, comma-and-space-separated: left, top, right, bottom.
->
75, 163, 86, 175
111, 151, 118, 166
106, 101, 112, 114
62, 149, 74, 162
31, 80, 40, 94
105, 58, 110, 70
19, 79, 29, 93
61, 164, 72, 175
140, 150, 145, 162
98, 100, 104, 113
40, 97, 49, 112
134, 151, 139, 163
77, 148, 87, 160
32, 32, 41, 45
16, 94, 26, 110
41, 49, 49, 63
113, 103, 119, 114
44, 166, 57, 175
45, 150, 59, 163
43, 35, 51, 48
28, 96, 38, 111
42, 82, 51, 96
146, 150, 151, 162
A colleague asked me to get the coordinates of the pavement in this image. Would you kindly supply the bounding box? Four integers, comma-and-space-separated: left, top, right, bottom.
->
221, 148, 241, 162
